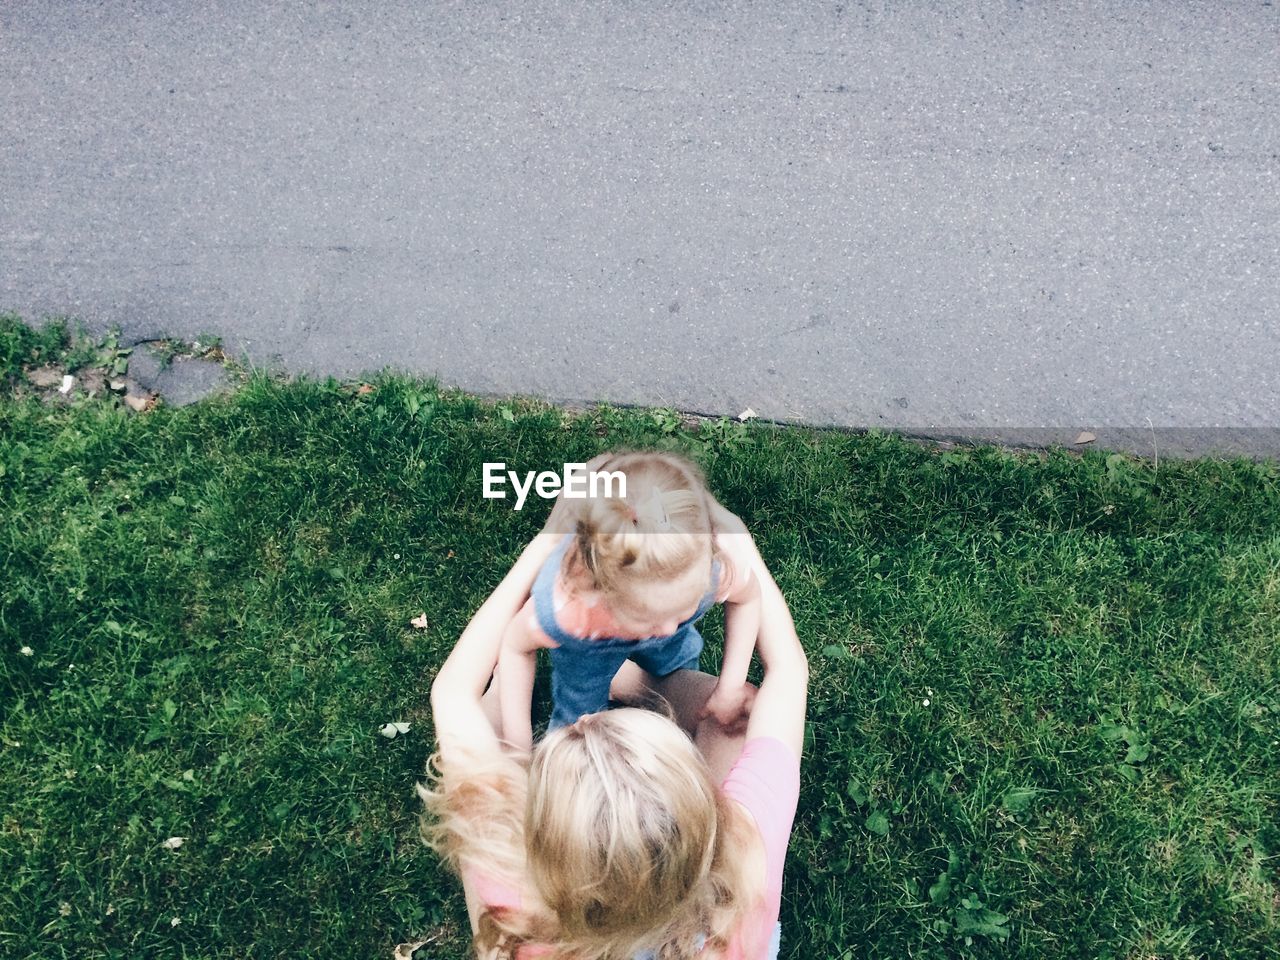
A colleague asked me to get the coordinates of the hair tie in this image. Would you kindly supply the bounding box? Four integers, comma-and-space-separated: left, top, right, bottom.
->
622, 490, 670, 528
645, 489, 671, 529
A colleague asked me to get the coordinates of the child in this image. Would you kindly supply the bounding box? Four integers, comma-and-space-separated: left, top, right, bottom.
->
497, 449, 762, 752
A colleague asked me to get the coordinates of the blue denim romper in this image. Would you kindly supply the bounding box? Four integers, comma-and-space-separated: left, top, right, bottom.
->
536, 534, 723, 731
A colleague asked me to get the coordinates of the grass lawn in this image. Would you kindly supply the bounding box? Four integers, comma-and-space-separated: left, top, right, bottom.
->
2, 317, 1278, 959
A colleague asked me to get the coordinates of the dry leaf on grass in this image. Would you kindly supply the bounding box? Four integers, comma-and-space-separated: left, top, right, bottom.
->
393, 936, 438, 959
410, 613, 429, 630
1073, 431, 1096, 445
357, 383, 375, 395
161, 836, 186, 850
737, 407, 758, 422
125, 393, 155, 413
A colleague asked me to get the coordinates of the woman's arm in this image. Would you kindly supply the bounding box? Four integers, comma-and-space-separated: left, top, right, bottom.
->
430, 532, 561, 760
707, 502, 808, 758
496, 597, 561, 753
740, 533, 808, 758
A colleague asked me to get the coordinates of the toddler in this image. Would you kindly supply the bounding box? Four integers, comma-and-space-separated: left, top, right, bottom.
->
497, 449, 762, 751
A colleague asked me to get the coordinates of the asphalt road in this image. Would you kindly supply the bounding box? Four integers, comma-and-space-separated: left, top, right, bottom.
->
3, 2, 1278, 456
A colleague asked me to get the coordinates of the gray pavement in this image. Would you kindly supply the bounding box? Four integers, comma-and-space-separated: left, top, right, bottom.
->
3, 2, 1278, 457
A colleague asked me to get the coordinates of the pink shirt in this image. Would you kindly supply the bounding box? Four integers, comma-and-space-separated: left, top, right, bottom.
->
464, 736, 801, 959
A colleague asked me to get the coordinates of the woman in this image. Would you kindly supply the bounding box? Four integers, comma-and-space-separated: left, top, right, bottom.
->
421, 512, 808, 959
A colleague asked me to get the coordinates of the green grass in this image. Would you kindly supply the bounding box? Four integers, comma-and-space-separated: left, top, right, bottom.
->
0, 315, 69, 380
1, 315, 1278, 959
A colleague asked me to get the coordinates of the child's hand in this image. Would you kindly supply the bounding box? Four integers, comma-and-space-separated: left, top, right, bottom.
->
698, 681, 756, 734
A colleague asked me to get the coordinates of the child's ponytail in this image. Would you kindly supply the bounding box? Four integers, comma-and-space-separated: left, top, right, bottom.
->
564, 450, 718, 599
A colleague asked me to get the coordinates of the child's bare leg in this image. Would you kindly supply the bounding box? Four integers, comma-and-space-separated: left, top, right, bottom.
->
610, 661, 710, 727
611, 663, 753, 783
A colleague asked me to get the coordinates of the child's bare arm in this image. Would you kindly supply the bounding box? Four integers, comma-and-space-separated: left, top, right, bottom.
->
717, 573, 761, 683
701, 504, 765, 728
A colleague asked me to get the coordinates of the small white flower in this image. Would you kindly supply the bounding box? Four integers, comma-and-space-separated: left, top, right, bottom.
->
161, 836, 186, 850
20, 646, 33, 656
922, 698, 931, 707
170, 916, 181, 927
393, 553, 400, 560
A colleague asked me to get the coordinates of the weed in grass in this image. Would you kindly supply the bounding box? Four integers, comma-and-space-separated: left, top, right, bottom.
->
146, 339, 180, 369
58, 320, 100, 372
193, 333, 224, 359
651, 406, 683, 435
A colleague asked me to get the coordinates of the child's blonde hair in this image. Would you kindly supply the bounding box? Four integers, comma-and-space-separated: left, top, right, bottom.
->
561, 450, 719, 611
420, 708, 762, 959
